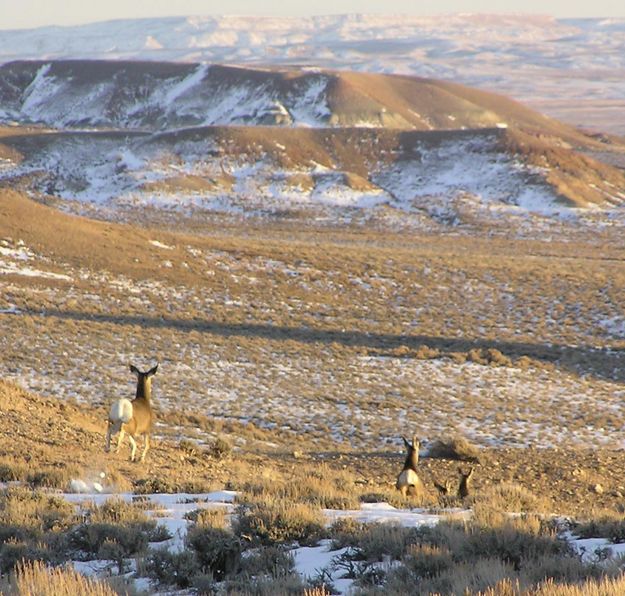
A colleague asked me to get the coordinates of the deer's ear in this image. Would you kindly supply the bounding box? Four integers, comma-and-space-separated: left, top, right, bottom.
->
130, 364, 139, 375
148, 364, 159, 376
402, 436, 411, 448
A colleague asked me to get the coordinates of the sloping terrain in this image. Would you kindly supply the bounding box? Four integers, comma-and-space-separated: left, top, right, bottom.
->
0, 14, 624, 134
2, 376, 625, 520
2, 192, 625, 519
3, 189, 625, 454
1, 61, 624, 225
1, 125, 624, 226
0, 61, 593, 140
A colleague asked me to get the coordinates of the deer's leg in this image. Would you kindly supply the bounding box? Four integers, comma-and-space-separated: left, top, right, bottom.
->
115, 428, 125, 454
140, 435, 150, 463
128, 435, 137, 462
105, 423, 112, 453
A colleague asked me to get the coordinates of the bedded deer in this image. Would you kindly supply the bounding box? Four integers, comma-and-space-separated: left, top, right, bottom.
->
105, 364, 158, 462
433, 477, 453, 496
396, 435, 423, 497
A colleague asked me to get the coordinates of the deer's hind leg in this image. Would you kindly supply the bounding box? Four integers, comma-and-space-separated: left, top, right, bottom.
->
115, 427, 126, 454
140, 435, 150, 463
128, 434, 137, 462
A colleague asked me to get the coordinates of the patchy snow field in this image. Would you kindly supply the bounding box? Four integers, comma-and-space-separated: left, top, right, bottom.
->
53, 486, 625, 594
2, 127, 623, 235
2, 235, 625, 451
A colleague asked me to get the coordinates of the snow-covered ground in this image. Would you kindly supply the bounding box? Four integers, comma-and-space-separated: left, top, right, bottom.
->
4, 126, 623, 230
2, 238, 625, 450
55, 485, 625, 594
0, 129, 570, 218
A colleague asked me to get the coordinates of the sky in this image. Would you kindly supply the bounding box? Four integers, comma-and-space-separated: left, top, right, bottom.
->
0, 0, 623, 30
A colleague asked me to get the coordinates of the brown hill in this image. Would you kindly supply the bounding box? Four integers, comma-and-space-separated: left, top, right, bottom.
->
0, 60, 609, 148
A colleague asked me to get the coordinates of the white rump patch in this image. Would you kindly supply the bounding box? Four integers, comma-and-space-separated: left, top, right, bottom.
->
397, 469, 420, 487
109, 398, 133, 423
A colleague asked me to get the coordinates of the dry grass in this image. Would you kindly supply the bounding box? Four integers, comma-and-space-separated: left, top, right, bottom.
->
427, 436, 482, 462
5, 560, 117, 596
471, 483, 551, 527
476, 576, 625, 596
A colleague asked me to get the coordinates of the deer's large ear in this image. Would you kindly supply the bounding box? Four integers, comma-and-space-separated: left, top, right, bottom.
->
402, 436, 411, 449
148, 364, 159, 377
412, 435, 419, 448
130, 364, 139, 375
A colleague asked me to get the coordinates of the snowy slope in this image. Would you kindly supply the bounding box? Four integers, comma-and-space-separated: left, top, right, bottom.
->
0, 62, 334, 130
0, 127, 572, 221
1, 14, 624, 132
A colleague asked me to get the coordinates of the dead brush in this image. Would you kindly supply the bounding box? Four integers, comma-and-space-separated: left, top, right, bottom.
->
573, 509, 625, 544
0, 487, 76, 538
476, 575, 625, 596
185, 507, 228, 529
233, 498, 326, 546
427, 436, 481, 462
9, 559, 117, 596
239, 462, 360, 510
471, 482, 551, 525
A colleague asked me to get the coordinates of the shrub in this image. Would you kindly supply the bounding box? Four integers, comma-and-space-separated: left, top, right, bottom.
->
209, 437, 232, 460
329, 518, 370, 550
0, 487, 75, 532
186, 526, 241, 580
134, 476, 178, 494
184, 507, 228, 529
403, 543, 454, 579
0, 540, 56, 575
473, 483, 549, 516
69, 523, 149, 559
223, 572, 306, 595
179, 439, 201, 457
333, 522, 419, 563
238, 463, 360, 510
574, 516, 625, 544
27, 468, 71, 489
0, 462, 26, 482
239, 545, 295, 578
427, 436, 481, 462
233, 502, 326, 546
145, 548, 201, 588
444, 518, 571, 569
69, 497, 169, 559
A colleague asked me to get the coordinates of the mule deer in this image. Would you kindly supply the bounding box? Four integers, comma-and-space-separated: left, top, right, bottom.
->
457, 466, 474, 499
433, 477, 453, 496
396, 435, 423, 497
105, 364, 158, 462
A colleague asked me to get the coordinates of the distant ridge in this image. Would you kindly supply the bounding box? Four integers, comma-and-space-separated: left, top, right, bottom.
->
0, 14, 624, 133
0, 61, 593, 146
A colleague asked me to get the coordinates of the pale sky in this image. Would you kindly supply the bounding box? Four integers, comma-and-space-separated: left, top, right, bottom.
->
0, 0, 623, 30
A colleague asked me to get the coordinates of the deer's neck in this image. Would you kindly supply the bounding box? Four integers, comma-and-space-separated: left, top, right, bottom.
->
135, 380, 151, 402
403, 451, 418, 471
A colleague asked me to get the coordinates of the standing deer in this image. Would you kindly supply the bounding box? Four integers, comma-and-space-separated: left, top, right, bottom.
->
105, 364, 158, 462
457, 466, 475, 499
396, 435, 423, 497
